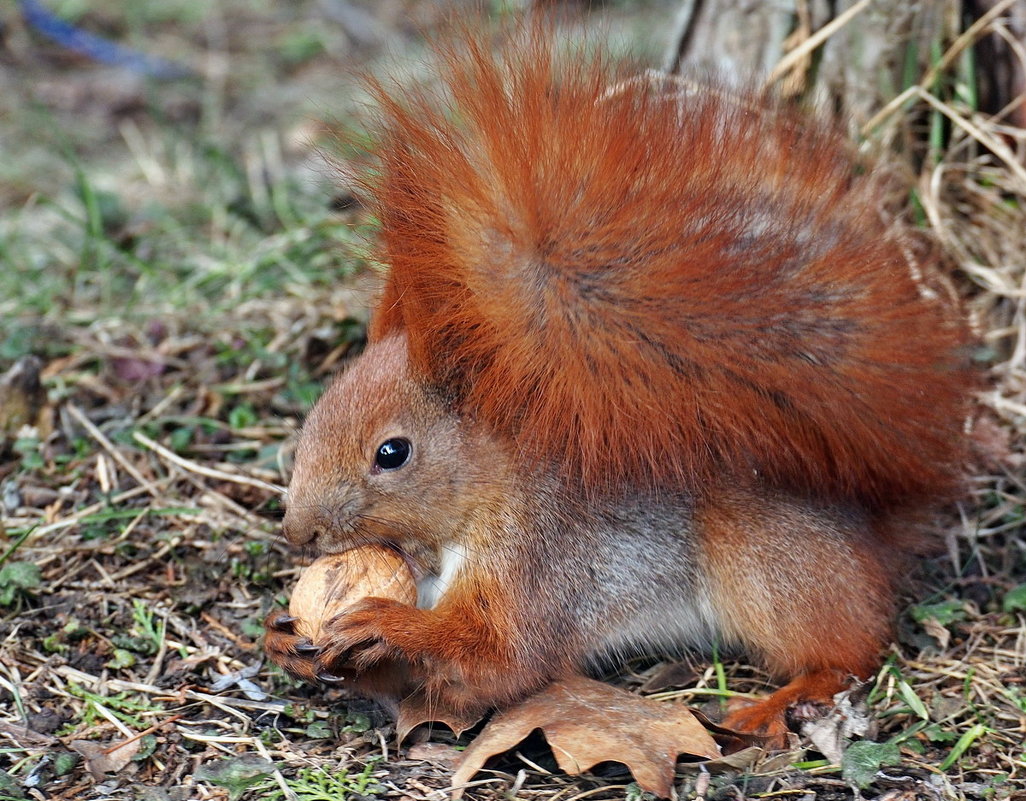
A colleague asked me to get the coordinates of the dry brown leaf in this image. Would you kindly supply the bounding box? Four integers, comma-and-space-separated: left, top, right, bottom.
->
922, 616, 952, 650
70, 738, 142, 780
451, 675, 720, 798
802, 699, 872, 764
396, 689, 486, 741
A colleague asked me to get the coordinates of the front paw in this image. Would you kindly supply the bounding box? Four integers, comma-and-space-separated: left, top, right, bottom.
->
318, 596, 424, 676
263, 609, 340, 684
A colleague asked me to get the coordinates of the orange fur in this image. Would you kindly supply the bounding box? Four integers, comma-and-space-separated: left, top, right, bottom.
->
696, 487, 896, 740
367, 26, 971, 505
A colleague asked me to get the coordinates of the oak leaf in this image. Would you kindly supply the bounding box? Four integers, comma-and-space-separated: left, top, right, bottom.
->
450, 675, 721, 798
396, 689, 486, 741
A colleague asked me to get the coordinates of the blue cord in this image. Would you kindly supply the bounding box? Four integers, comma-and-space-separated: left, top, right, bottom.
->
20, 0, 193, 79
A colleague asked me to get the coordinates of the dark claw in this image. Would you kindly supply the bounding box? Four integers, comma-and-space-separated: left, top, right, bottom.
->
294, 639, 321, 657
317, 671, 346, 684
271, 614, 299, 631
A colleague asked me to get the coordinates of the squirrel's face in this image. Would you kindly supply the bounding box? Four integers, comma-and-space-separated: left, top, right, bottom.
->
282, 334, 501, 576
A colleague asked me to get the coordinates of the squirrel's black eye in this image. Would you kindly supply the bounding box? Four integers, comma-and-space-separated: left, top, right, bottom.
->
374, 438, 412, 471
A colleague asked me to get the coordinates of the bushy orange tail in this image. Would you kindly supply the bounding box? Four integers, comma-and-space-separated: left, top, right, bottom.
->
365, 26, 971, 506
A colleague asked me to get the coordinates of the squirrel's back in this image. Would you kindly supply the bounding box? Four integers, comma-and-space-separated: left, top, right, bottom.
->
365, 27, 971, 507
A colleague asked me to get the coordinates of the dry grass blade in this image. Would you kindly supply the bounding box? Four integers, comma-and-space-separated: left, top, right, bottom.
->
133, 430, 285, 494
763, 0, 873, 89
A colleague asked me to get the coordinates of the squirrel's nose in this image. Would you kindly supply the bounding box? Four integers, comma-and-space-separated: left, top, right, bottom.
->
281, 502, 324, 547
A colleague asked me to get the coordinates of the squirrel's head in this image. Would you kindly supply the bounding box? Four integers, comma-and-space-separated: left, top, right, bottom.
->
281, 334, 505, 572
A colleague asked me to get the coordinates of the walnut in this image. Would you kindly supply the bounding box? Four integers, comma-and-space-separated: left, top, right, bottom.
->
288, 546, 417, 642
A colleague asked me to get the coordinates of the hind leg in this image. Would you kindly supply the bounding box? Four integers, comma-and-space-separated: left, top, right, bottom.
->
720, 669, 856, 744
696, 488, 894, 745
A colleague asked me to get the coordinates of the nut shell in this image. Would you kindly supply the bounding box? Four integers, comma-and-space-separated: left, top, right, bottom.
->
288, 546, 417, 642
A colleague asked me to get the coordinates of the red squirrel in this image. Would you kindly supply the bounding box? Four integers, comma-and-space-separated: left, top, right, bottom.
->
264, 26, 972, 742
